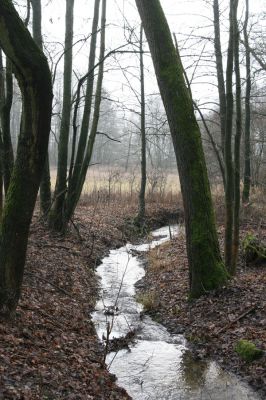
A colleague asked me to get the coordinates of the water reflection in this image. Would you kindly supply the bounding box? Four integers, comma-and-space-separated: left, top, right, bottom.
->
181, 350, 208, 390
92, 226, 261, 400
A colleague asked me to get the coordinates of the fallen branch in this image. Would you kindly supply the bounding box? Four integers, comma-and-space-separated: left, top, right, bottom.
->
217, 304, 257, 334
25, 271, 73, 298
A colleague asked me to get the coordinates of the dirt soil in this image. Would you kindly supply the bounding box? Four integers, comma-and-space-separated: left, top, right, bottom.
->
0, 201, 179, 400
137, 224, 266, 399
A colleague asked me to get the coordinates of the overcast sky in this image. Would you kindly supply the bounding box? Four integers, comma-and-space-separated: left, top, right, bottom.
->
17, 0, 266, 113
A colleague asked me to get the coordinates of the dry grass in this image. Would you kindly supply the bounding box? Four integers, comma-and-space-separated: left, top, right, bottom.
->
136, 291, 158, 312
50, 166, 180, 200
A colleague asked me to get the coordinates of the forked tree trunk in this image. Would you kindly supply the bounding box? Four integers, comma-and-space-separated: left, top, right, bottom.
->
135, 0, 228, 298
67, 0, 100, 199
0, 0, 52, 316
65, 0, 106, 223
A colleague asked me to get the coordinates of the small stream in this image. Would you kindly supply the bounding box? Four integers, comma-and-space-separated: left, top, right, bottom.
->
92, 226, 260, 400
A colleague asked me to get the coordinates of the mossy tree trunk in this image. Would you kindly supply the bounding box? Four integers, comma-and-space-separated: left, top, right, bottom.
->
135, 0, 228, 298
0, 50, 14, 193
48, 0, 74, 231
0, 0, 52, 316
30, 0, 52, 217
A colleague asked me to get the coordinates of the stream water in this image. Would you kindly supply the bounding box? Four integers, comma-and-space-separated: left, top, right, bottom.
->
92, 226, 260, 400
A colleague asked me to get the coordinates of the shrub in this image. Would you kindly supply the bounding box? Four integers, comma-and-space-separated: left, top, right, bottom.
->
235, 340, 263, 362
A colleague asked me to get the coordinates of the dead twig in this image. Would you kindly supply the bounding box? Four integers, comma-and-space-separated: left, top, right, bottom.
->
25, 271, 73, 298
216, 304, 257, 334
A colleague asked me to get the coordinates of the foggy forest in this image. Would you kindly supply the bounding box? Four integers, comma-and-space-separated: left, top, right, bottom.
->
0, 0, 265, 399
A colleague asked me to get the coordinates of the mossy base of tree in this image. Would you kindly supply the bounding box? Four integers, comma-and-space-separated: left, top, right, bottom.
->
0, 287, 19, 319
242, 233, 266, 265
189, 260, 229, 299
235, 339, 263, 362
132, 216, 148, 234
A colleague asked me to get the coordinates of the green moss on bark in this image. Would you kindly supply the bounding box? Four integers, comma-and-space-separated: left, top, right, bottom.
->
135, 0, 228, 298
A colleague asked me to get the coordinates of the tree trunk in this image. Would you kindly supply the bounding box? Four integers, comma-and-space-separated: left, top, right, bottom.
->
68, 0, 100, 194
135, 0, 227, 298
213, 0, 227, 157
65, 0, 106, 223
137, 24, 146, 223
0, 50, 14, 193
242, 0, 251, 204
30, 0, 52, 217
224, 0, 235, 273
232, 0, 241, 273
49, 0, 74, 231
0, 0, 52, 316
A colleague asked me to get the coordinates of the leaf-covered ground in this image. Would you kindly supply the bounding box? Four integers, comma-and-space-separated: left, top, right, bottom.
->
0, 201, 178, 399
137, 225, 266, 399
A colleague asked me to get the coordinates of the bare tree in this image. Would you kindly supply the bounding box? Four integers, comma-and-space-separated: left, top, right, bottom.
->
135, 0, 227, 298
49, 0, 75, 231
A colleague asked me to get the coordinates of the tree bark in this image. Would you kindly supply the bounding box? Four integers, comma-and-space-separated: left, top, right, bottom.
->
0, 50, 14, 193
67, 0, 100, 215
137, 24, 146, 223
232, 0, 241, 273
135, 0, 227, 298
30, 0, 52, 217
213, 0, 227, 157
65, 0, 106, 223
0, 0, 52, 316
242, 0, 251, 204
49, 0, 74, 231
224, 0, 235, 273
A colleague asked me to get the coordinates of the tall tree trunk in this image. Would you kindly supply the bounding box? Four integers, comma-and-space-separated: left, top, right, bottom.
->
173, 33, 226, 189
65, 0, 106, 223
135, 0, 227, 298
67, 0, 100, 212
30, 0, 52, 217
137, 24, 146, 223
224, 0, 235, 273
0, 0, 52, 316
232, 0, 241, 273
242, 0, 251, 204
0, 51, 14, 193
49, 0, 74, 231
213, 0, 227, 157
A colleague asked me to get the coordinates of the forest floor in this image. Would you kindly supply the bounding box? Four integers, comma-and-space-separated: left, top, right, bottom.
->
137, 222, 266, 399
0, 201, 179, 400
